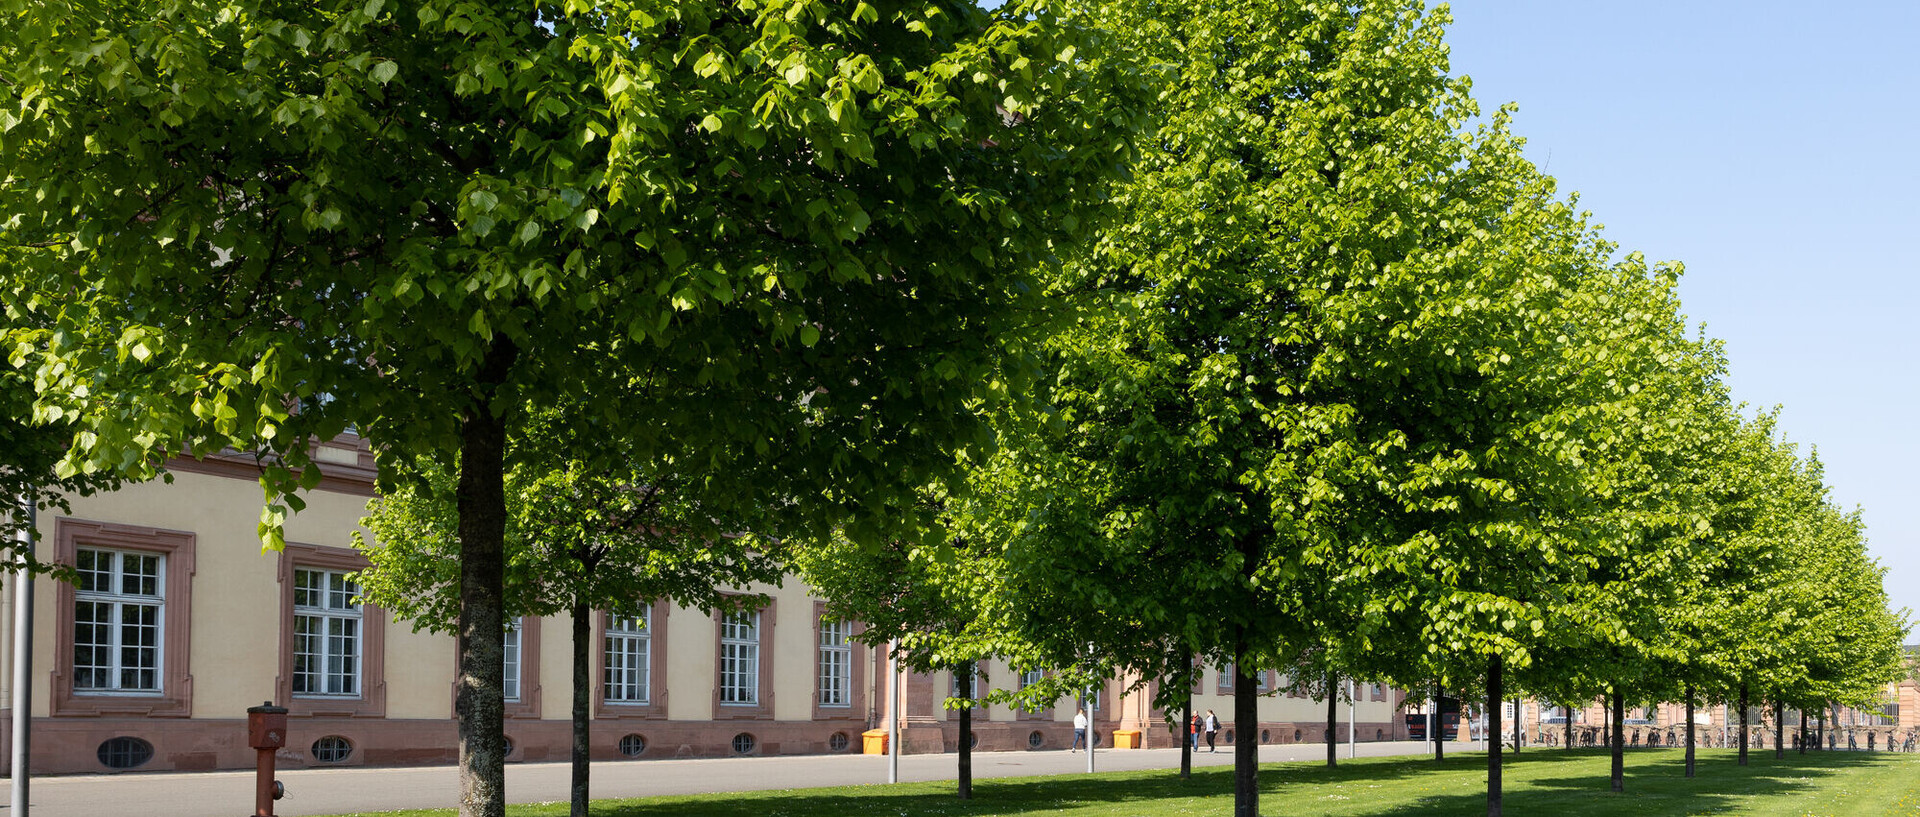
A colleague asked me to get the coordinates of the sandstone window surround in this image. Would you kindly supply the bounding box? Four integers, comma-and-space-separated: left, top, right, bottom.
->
49, 518, 196, 718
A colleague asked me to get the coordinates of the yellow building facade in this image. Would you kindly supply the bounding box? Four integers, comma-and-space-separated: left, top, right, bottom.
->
0, 439, 1411, 774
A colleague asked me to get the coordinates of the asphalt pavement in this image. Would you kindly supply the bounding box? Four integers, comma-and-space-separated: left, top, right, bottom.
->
0, 738, 1466, 816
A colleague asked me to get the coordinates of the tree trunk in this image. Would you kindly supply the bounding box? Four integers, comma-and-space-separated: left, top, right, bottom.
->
1610, 689, 1624, 793
1564, 702, 1573, 753
1684, 684, 1695, 778
1434, 681, 1445, 763
1774, 699, 1784, 760
455, 342, 515, 817
1737, 684, 1749, 766
1326, 671, 1338, 768
1233, 662, 1258, 817
1816, 711, 1825, 751
1487, 655, 1503, 817
1180, 687, 1192, 780
570, 601, 590, 817
1799, 708, 1807, 755
958, 661, 974, 800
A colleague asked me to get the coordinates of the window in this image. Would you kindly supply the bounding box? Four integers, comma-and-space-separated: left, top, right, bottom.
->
310, 736, 354, 763
52, 519, 195, 718
1015, 668, 1050, 720
818, 618, 851, 707
503, 618, 522, 702
1255, 670, 1269, 692
1373, 682, 1385, 700
719, 611, 760, 705
97, 737, 154, 769
1217, 663, 1235, 693
604, 609, 651, 704
72, 548, 165, 694
715, 598, 774, 719
292, 568, 362, 697
276, 543, 385, 717
951, 666, 978, 700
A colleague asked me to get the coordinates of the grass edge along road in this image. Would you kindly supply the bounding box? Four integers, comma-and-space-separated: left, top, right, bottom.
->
321, 748, 1920, 817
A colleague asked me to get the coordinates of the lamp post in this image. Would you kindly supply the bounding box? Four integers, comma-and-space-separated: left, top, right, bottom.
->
11, 494, 36, 816
887, 640, 900, 784
1347, 680, 1356, 759
1086, 642, 1096, 774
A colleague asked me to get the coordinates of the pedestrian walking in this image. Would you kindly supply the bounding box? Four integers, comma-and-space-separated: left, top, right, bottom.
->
1072, 708, 1089, 752
1204, 710, 1220, 752
1189, 713, 1201, 751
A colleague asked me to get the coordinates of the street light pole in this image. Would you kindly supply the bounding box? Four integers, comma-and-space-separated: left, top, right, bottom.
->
1347, 679, 1355, 760
11, 494, 36, 816
887, 640, 900, 785
1085, 642, 1096, 775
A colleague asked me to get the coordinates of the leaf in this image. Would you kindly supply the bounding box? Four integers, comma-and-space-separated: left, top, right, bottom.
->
370, 61, 398, 85
799, 325, 820, 347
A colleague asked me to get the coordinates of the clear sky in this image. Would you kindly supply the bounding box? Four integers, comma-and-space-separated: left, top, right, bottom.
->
1439, 2, 1919, 620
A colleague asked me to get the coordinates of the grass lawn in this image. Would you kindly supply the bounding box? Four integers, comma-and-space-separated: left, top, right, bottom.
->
327, 748, 1920, 816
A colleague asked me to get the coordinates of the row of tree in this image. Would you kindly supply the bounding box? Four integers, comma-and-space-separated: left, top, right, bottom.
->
789, 2, 1911, 816
1, 1, 1907, 817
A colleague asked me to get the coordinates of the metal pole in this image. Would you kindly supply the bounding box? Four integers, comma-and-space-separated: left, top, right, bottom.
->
1347, 679, 1355, 759
887, 641, 899, 784
1085, 685, 1095, 774
1085, 642, 1095, 774
11, 495, 36, 816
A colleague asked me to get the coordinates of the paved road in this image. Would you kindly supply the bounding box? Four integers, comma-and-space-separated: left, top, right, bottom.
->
0, 739, 1471, 816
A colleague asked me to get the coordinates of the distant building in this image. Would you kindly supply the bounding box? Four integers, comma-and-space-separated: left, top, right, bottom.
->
1, 435, 1409, 774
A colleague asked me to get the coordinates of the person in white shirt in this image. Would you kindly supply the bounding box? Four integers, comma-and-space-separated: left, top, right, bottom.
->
1072, 709, 1089, 752
1204, 710, 1221, 752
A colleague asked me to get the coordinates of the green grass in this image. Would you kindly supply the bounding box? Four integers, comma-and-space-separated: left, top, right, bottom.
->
327, 749, 1920, 816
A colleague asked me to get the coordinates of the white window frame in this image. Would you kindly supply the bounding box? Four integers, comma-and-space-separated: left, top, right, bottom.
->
291, 567, 363, 698
951, 665, 978, 700
817, 618, 851, 707
603, 609, 652, 704
719, 610, 760, 705
71, 547, 166, 695
503, 617, 523, 703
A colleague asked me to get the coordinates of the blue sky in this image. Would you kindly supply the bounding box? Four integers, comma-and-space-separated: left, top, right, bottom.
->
1440, 2, 1919, 620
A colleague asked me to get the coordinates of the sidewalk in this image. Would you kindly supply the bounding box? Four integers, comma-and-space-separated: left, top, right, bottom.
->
0, 739, 1460, 817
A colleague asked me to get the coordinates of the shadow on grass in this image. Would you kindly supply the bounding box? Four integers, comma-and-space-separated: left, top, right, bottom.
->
582, 756, 1444, 817
1363, 748, 1907, 817
572, 749, 1911, 817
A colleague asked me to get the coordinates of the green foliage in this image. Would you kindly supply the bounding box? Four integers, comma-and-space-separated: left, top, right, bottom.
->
0, 293, 123, 567
353, 410, 784, 632
2, 1, 1138, 813
0, 0, 1137, 547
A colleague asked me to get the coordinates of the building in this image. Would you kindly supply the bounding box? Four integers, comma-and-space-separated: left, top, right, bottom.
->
0, 436, 1411, 775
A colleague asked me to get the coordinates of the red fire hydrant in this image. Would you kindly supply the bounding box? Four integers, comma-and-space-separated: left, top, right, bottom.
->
246, 702, 288, 817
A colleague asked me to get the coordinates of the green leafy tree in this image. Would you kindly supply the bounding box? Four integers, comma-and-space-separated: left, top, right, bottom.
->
930, 3, 1707, 814
354, 410, 781, 817
0, 300, 121, 562
0, 0, 1134, 813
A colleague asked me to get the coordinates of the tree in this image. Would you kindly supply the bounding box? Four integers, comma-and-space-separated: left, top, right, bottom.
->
923, 3, 1700, 815
354, 409, 781, 817
0, 300, 121, 562
0, 1, 1135, 813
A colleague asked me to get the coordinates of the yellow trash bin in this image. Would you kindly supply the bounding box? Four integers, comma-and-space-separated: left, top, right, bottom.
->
862, 729, 889, 755
1113, 729, 1143, 749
